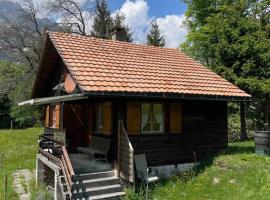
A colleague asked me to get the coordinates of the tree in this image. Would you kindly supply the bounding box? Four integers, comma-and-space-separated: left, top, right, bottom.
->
147, 21, 165, 47
182, 0, 270, 139
91, 0, 113, 39
113, 11, 133, 42
45, 0, 94, 36
0, 0, 52, 127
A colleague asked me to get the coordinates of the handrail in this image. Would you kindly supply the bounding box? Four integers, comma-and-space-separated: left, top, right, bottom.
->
62, 146, 75, 177
122, 125, 134, 152
39, 135, 75, 199
118, 120, 135, 183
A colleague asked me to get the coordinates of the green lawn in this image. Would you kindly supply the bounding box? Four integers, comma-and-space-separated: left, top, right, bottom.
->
125, 140, 270, 200
1, 129, 270, 200
0, 128, 42, 199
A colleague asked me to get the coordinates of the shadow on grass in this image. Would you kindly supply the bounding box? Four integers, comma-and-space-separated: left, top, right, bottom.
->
126, 140, 256, 199
226, 145, 254, 155
154, 140, 255, 186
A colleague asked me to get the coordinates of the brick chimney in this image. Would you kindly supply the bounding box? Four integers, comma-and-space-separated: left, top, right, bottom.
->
111, 27, 126, 42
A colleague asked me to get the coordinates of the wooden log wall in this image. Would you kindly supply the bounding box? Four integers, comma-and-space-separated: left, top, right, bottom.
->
129, 100, 228, 166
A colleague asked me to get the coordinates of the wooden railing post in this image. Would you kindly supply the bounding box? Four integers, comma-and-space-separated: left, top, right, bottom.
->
38, 135, 75, 199
117, 120, 121, 177
118, 120, 135, 184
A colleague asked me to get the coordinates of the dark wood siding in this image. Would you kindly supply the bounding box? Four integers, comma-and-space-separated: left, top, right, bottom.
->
129, 100, 228, 166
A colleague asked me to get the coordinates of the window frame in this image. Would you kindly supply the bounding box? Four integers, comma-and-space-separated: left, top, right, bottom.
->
141, 103, 164, 134
93, 103, 103, 133
49, 105, 56, 128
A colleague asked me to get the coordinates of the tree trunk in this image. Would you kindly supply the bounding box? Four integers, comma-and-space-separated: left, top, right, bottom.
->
240, 102, 247, 141
265, 101, 270, 131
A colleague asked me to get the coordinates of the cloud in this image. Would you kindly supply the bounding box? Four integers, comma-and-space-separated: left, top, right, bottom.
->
156, 14, 187, 48
116, 0, 152, 44
115, 0, 187, 48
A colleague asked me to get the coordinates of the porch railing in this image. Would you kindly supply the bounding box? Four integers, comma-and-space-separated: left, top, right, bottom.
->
38, 134, 75, 199
118, 121, 135, 183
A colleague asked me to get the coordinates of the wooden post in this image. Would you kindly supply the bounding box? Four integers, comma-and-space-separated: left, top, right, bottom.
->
265, 101, 270, 131
117, 120, 121, 178
240, 102, 247, 141
193, 152, 197, 169
0, 154, 3, 169
4, 173, 7, 199
10, 120, 13, 131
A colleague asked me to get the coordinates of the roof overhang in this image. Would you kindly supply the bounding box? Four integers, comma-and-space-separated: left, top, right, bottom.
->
84, 91, 252, 102
18, 94, 88, 106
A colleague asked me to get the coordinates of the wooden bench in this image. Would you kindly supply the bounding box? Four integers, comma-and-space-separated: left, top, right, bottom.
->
77, 136, 111, 165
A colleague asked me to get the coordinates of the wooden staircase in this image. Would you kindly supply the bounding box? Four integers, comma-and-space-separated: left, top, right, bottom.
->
38, 135, 125, 200
59, 170, 125, 200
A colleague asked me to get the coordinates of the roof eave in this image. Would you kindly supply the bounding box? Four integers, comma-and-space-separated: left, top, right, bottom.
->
84, 91, 252, 102
18, 94, 88, 106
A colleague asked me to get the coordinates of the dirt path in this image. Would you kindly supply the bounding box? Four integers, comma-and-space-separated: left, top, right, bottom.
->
12, 169, 35, 200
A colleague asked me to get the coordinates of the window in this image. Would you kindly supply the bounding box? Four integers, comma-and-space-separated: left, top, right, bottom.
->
95, 104, 103, 132
141, 103, 164, 133
93, 102, 112, 135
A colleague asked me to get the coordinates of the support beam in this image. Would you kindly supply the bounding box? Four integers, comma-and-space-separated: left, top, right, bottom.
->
240, 102, 247, 141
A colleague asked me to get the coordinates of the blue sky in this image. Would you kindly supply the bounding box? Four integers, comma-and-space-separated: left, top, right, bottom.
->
10, 0, 188, 48
108, 0, 187, 18
107, 0, 188, 47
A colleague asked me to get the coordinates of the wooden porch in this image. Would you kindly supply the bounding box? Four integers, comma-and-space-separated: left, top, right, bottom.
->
37, 119, 133, 200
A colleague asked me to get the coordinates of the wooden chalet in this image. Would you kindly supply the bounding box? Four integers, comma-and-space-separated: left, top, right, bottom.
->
20, 30, 251, 200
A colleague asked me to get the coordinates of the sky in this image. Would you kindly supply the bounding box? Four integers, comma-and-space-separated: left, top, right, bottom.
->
3, 0, 188, 48
107, 0, 188, 47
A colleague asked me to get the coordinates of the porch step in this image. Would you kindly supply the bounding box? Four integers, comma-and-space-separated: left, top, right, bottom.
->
76, 176, 120, 188
75, 170, 116, 180
59, 170, 125, 200
73, 184, 123, 197
89, 191, 126, 200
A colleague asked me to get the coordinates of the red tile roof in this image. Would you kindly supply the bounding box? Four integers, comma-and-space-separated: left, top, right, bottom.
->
48, 32, 250, 98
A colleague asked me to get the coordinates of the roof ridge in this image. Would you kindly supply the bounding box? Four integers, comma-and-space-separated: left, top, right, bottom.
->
48, 31, 179, 51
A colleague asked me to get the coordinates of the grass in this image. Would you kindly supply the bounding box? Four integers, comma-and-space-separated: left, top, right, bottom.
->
1, 128, 269, 200
125, 140, 270, 200
0, 127, 42, 200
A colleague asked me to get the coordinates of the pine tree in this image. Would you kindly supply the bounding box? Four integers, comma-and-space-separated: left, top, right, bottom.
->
147, 21, 165, 47
113, 12, 133, 43
91, 0, 113, 39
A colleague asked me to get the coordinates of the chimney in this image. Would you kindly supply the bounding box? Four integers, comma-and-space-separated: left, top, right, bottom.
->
111, 27, 126, 42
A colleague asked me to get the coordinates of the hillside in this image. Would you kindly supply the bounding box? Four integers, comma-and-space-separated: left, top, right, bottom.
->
0, 0, 56, 61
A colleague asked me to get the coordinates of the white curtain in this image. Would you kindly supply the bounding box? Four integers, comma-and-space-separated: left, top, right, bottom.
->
142, 104, 150, 131
154, 104, 163, 131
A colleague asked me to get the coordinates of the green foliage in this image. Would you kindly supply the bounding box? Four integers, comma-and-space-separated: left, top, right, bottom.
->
0, 61, 41, 128
0, 95, 11, 128
0, 128, 42, 199
228, 102, 255, 140
147, 21, 165, 47
91, 0, 114, 39
125, 141, 270, 200
182, 0, 270, 130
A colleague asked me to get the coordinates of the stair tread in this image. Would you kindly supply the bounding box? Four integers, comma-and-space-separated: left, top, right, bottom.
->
77, 170, 115, 176
89, 191, 126, 200
78, 176, 119, 183
73, 184, 121, 193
